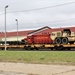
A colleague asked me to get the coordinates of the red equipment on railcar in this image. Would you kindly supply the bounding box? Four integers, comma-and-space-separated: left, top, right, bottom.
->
24, 34, 53, 44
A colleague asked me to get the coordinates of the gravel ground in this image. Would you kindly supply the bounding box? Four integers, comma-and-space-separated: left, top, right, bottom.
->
0, 62, 75, 75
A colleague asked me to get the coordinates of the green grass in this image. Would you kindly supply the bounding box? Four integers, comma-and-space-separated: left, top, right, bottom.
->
0, 51, 75, 65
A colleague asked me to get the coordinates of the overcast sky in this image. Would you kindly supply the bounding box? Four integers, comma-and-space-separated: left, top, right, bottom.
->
0, 0, 75, 32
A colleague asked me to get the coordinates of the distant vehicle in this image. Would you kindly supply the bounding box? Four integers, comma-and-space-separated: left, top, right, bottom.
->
51, 29, 75, 44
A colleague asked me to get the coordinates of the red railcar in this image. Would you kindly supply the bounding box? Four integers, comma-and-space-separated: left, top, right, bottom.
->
24, 34, 53, 44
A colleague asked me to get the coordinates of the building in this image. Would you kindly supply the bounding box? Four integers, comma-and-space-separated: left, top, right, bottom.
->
0, 30, 34, 41
28, 26, 75, 35
0, 26, 75, 41
28, 26, 51, 36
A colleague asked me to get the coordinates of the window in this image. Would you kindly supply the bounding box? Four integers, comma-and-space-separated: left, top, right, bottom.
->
52, 33, 55, 36
57, 32, 60, 36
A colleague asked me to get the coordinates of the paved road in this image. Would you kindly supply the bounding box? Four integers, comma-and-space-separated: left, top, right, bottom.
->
0, 62, 75, 75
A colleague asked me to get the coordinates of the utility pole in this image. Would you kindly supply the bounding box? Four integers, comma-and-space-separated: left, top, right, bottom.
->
5, 5, 8, 51
15, 19, 18, 45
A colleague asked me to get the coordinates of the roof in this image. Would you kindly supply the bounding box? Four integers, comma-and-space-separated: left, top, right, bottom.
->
51, 27, 75, 32
0, 26, 75, 38
28, 26, 75, 35
28, 26, 51, 35
0, 32, 4, 38
0, 30, 34, 38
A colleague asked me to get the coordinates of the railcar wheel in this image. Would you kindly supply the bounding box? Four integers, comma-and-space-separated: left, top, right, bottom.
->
54, 45, 63, 50
34, 46, 38, 50
62, 37, 68, 44
24, 46, 28, 50
2, 48, 4, 50
55, 37, 61, 44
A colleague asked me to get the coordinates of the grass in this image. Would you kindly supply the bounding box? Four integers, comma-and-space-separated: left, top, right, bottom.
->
0, 51, 75, 65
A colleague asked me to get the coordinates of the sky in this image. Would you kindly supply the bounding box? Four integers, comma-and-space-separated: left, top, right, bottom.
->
0, 0, 75, 32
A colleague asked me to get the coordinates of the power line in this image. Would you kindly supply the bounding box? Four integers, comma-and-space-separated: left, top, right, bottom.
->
0, 1, 75, 15
14, 18, 75, 25
37, 18, 75, 24
7, 1, 75, 13
0, 18, 75, 29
